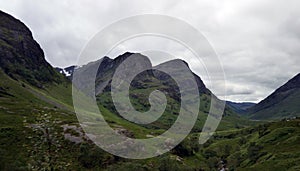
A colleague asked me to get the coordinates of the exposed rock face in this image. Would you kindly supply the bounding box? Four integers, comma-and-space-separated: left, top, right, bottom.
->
0, 10, 63, 87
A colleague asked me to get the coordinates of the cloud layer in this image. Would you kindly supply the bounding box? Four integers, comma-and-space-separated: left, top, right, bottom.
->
1, 0, 299, 102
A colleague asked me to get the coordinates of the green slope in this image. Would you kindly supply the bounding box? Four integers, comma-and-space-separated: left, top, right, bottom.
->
197, 117, 300, 170
0, 69, 79, 169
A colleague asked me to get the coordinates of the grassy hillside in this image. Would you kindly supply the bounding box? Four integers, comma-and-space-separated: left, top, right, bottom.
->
0, 70, 77, 169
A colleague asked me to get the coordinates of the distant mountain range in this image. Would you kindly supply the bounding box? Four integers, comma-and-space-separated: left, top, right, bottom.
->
226, 101, 256, 114
57, 55, 300, 121
55, 56, 300, 121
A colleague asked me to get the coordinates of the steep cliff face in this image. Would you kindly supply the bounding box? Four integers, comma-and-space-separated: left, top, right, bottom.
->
0, 10, 63, 87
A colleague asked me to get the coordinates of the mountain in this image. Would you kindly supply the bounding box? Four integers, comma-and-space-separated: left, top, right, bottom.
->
226, 101, 256, 114
247, 73, 300, 120
59, 52, 258, 130
94, 52, 210, 95
0, 10, 64, 87
0, 10, 299, 170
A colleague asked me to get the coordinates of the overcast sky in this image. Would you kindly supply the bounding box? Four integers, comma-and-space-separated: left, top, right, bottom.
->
1, 0, 299, 103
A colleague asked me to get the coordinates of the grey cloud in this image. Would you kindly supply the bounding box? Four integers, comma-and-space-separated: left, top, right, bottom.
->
226, 88, 254, 96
